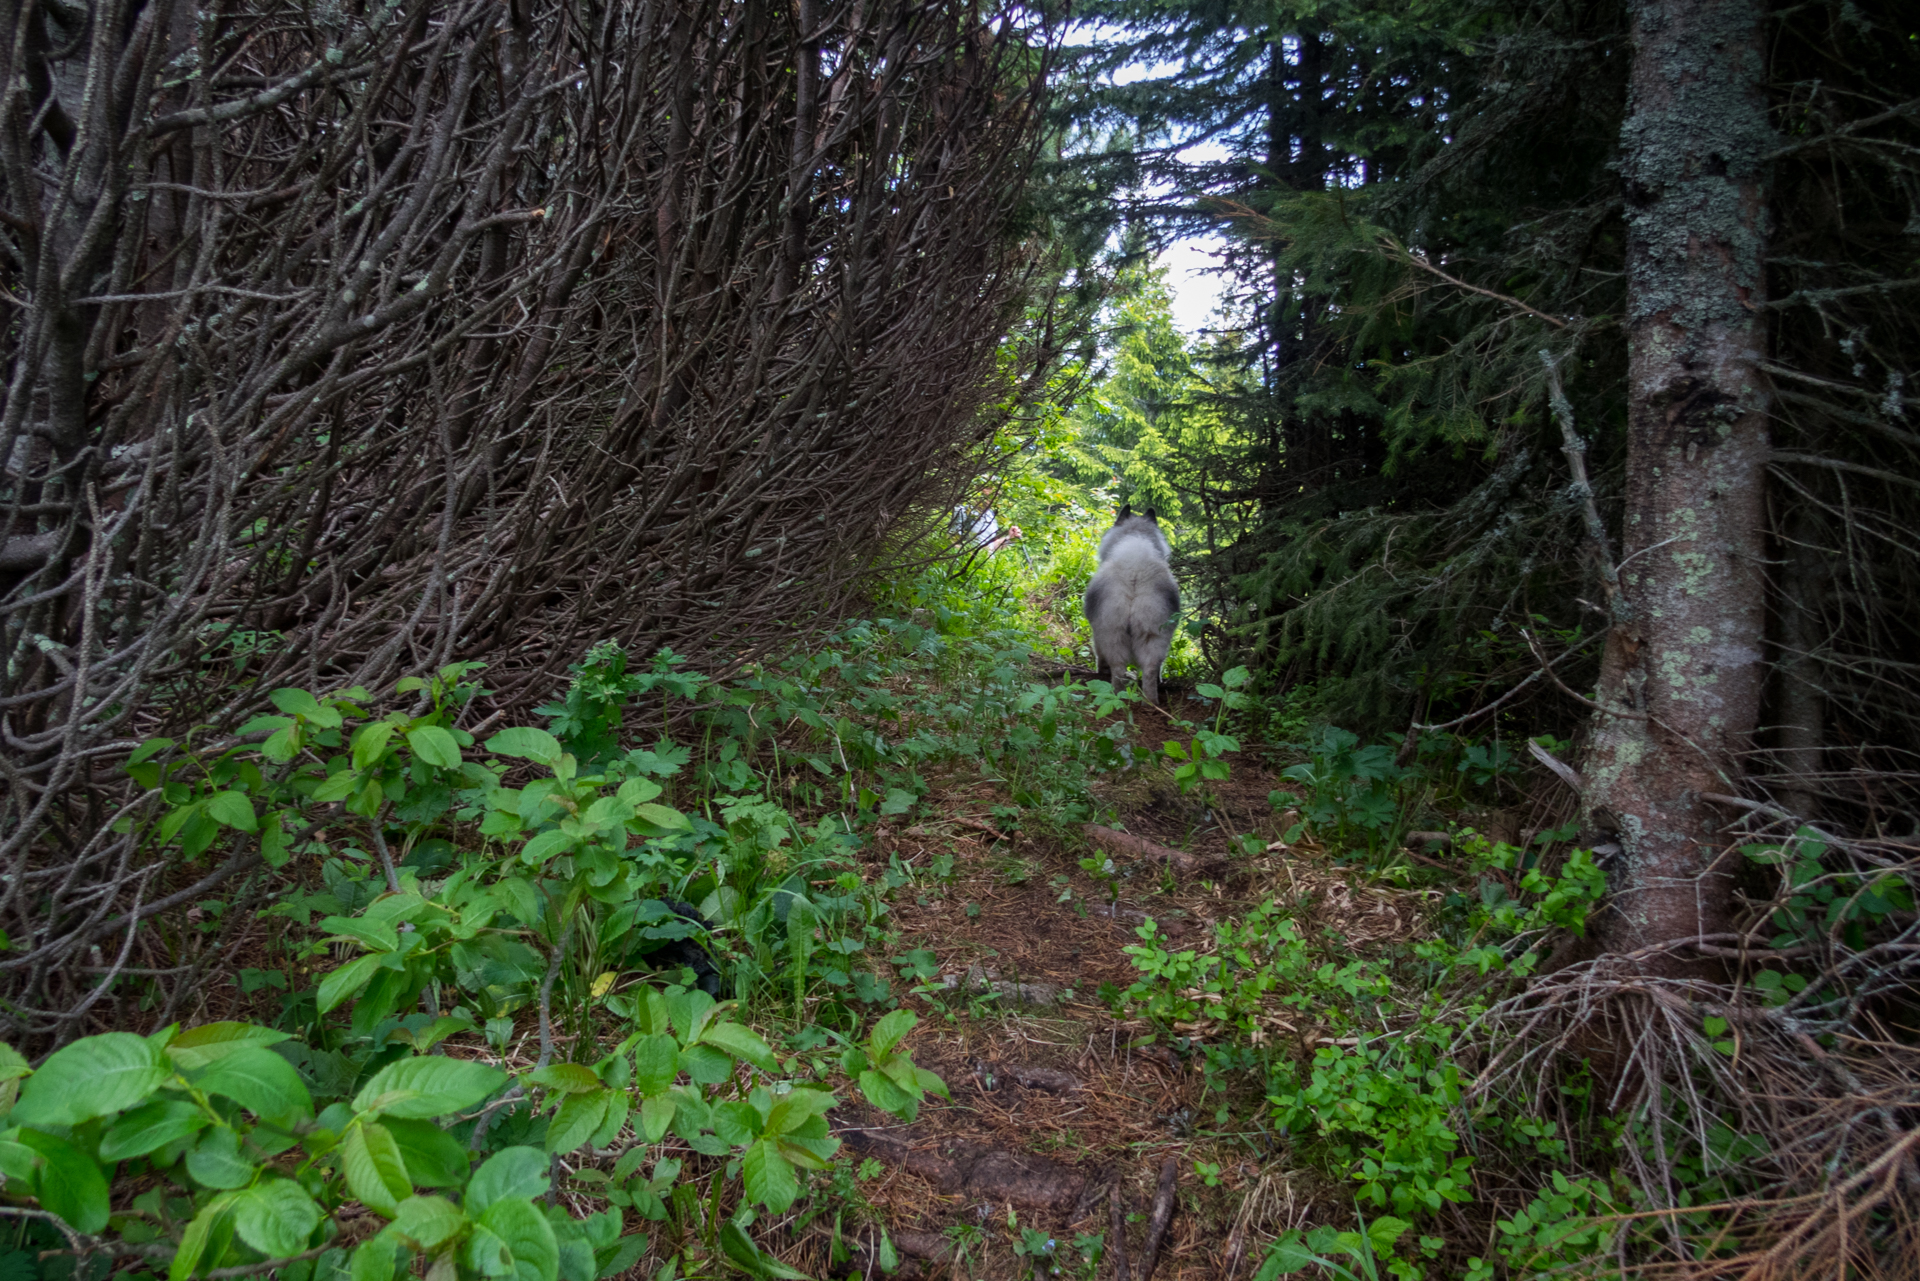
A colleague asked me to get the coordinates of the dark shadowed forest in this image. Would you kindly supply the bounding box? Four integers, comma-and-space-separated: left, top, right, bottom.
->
0, 0, 1915, 1277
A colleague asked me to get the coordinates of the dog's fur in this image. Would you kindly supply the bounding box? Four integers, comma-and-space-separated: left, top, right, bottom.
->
1083, 505, 1179, 704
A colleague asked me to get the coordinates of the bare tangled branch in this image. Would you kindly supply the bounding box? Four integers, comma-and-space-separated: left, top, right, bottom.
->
0, 0, 1067, 1046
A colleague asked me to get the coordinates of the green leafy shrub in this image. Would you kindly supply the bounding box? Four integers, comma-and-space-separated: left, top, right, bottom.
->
1270, 727, 1412, 862
0, 991, 943, 1280
39, 635, 991, 1279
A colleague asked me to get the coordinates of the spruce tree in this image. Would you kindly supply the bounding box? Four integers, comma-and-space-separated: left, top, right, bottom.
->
1581, 0, 1773, 964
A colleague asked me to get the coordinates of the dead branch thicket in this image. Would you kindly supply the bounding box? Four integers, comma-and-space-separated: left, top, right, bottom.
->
0, 0, 1065, 1046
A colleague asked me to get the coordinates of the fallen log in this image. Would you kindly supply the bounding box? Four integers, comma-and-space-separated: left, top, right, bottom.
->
838, 1129, 1088, 1210
890, 1230, 953, 1263
1083, 825, 1228, 879
974, 1058, 1083, 1094
1138, 1157, 1180, 1280
1109, 1184, 1132, 1281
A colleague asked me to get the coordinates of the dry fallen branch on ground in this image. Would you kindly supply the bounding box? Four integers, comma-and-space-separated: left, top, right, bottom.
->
1084, 824, 1229, 879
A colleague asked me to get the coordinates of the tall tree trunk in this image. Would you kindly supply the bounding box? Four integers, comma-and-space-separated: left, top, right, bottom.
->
1582, 0, 1773, 967
1265, 27, 1329, 474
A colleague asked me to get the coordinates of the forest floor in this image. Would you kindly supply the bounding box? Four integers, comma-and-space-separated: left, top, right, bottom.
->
801, 684, 1511, 1280
79, 569, 1619, 1281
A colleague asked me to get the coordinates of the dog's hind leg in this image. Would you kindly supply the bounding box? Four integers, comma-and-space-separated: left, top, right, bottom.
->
1091, 617, 1133, 694
1136, 626, 1172, 705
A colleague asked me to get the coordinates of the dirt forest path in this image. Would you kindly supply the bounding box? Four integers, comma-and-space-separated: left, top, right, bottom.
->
812, 690, 1418, 1280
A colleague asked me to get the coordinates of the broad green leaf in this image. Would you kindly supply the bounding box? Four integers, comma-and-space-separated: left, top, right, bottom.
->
742, 1139, 799, 1214
516, 830, 573, 866
763, 1087, 835, 1137
385, 1117, 471, 1188
129, 737, 175, 766
265, 687, 317, 716
354, 1055, 507, 1119
615, 777, 662, 806
545, 1090, 609, 1155
589, 1091, 630, 1150
1367, 1216, 1412, 1255
0, 1042, 28, 1113
352, 721, 398, 772
465, 1222, 513, 1278
630, 803, 691, 836
99, 1098, 208, 1160
262, 725, 301, 764
582, 796, 629, 828
678, 1044, 732, 1086
466, 1146, 550, 1213
321, 914, 400, 952
232, 1177, 323, 1258
186, 1127, 256, 1189
712, 1101, 762, 1146
631, 988, 669, 1037
318, 952, 387, 1014
170, 1193, 238, 1281
310, 769, 361, 803
596, 1235, 650, 1279
190, 1045, 313, 1124
630, 1035, 678, 1095
699, 1021, 777, 1073
11, 1032, 167, 1127
776, 1134, 837, 1170
867, 1008, 916, 1059
0, 1139, 40, 1182
1253, 1232, 1321, 1278
350, 1231, 401, 1281
556, 1234, 596, 1281
475, 1197, 559, 1281
347, 776, 384, 819
392, 1194, 467, 1249
915, 1065, 949, 1099
718, 1222, 810, 1280
272, 687, 342, 728
18, 1131, 109, 1233
205, 791, 257, 832
494, 877, 544, 928
664, 988, 715, 1043
158, 799, 202, 845
881, 1055, 922, 1095
486, 727, 563, 765
610, 1147, 651, 1185
259, 810, 293, 865
638, 1093, 675, 1144
527, 1063, 601, 1094
341, 1122, 412, 1216
407, 725, 463, 769
858, 1069, 913, 1118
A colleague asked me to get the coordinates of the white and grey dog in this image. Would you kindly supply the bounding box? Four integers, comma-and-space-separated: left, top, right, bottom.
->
1082, 505, 1179, 704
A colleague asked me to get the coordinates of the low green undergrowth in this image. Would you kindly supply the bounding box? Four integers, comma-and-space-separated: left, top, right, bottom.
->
0, 996, 938, 1281
1112, 801, 1622, 1279
1, 568, 1160, 1279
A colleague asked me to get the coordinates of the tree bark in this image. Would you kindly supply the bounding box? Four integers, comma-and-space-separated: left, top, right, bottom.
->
1582, 0, 1773, 968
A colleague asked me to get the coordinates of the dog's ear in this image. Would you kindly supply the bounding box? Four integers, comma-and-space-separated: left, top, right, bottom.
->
1145, 507, 1158, 521
1118, 503, 1131, 519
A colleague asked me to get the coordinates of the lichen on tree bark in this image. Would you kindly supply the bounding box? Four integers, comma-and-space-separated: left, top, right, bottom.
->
1582, 0, 1774, 967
